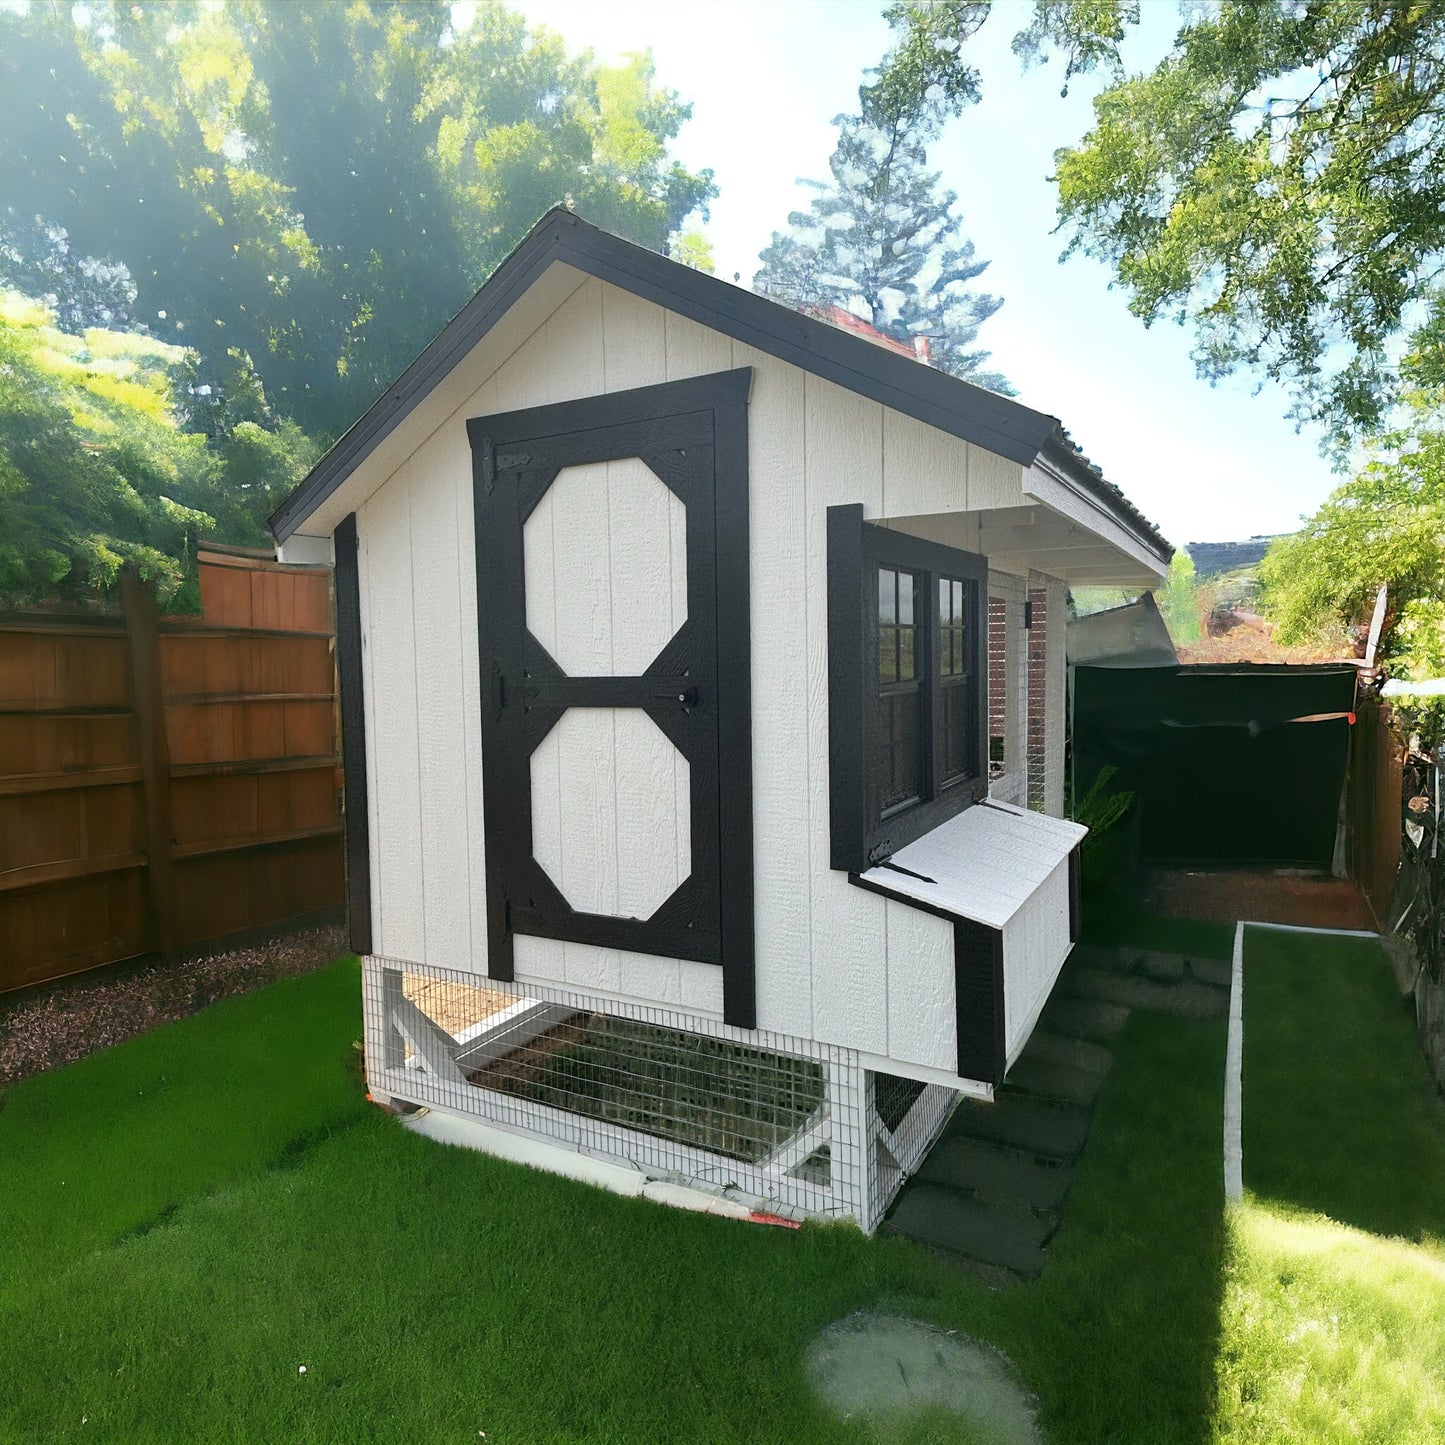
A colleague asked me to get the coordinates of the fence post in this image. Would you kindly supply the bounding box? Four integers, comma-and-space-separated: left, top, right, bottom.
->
122, 572, 175, 958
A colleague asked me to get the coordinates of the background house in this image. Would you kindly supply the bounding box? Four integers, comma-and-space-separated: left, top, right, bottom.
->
271, 209, 1171, 1229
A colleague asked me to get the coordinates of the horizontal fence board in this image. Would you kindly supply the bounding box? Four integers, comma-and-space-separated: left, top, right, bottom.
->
160, 632, 334, 698
0, 784, 144, 873
0, 765, 144, 798
170, 768, 340, 851
0, 871, 150, 992
0, 631, 131, 711
170, 834, 345, 949
0, 553, 344, 994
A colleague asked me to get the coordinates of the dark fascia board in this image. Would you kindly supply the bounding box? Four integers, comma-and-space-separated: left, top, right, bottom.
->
271, 206, 1169, 561
1037, 428, 1173, 563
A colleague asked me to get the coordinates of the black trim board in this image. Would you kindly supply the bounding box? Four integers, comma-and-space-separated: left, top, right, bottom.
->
828, 508, 989, 873
332, 513, 372, 955
470, 369, 756, 1029
271, 208, 1171, 565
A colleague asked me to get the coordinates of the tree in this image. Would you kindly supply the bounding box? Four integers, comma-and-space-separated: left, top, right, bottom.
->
872, 2, 1445, 446
0, 289, 313, 607
1260, 381, 1445, 678
0, 211, 137, 332
1157, 546, 1201, 645
0, 2, 715, 439
755, 108, 1010, 391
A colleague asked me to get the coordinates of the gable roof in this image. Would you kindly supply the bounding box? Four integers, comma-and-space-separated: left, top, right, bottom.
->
270, 207, 1171, 563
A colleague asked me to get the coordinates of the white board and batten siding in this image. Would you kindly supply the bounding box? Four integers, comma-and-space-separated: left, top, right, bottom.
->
351, 271, 1064, 1081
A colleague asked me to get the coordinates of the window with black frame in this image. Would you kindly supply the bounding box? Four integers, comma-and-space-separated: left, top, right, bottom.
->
829, 505, 988, 873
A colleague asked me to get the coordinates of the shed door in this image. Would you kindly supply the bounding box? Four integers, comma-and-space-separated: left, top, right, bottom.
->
469, 368, 755, 1026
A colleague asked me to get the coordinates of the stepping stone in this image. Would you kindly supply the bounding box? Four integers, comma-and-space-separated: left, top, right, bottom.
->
1067, 942, 1140, 974
806, 1313, 1044, 1444
1001, 1054, 1105, 1107
1024, 1028, 1114, 1076
886, 1186, 1052, 1278
944, 1096, 1091, 1160
914, 1136, 1074, 1212
1188, 956, 1233, 989
1038, 993, 1130, 1042
1136, 949, 1187, 982
1067, 968, 1227, 1020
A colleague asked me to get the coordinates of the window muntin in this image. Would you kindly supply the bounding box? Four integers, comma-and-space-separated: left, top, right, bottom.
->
876, 568, 922, 815
867, 559, 981, 837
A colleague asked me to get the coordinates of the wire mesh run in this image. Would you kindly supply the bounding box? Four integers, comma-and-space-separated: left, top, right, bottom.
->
363, 956, 886, 1223
865, 1069, 958, 1231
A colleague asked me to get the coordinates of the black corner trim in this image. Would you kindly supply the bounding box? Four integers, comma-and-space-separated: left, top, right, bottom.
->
955, 917, 1007, 1085
271, 206, 1170, 564
333, 513, 372, 956
1068, 843, 1082, 944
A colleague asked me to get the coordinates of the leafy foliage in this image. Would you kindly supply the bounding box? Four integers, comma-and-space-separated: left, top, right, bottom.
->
0, 211, 137, 332
874, 1, 1445, 445
0, 291, 313, 607
0, 1, 715, 440
1260, 383, 1445, 677
755, 87, 1009, 389
1158, 546, 1202, 645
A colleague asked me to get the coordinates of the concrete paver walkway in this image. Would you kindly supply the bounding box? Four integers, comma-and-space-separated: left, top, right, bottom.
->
884, 940, 1229, 1278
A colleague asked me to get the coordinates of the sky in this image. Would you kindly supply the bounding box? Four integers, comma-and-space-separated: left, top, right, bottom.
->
500, 0, 1350, 550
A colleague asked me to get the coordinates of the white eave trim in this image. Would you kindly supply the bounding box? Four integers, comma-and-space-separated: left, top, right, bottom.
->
1024, 457, 1169, 581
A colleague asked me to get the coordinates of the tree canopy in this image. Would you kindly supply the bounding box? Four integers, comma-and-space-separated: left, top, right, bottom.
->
0, 1, 715, 440
873, 1, 1445, 446
0, 290, 313, 607
1260, 377, 1445, 679
755, 48, 1009, 390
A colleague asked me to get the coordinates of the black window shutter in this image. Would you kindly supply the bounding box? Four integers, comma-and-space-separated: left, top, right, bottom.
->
469, 369, 756, 1027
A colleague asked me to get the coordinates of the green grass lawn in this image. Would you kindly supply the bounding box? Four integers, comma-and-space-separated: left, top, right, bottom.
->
1218, 927, 1445, 1444
0, 954, 1231, 1443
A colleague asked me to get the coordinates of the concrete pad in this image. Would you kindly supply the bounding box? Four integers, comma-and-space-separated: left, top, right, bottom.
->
807, 1312, 1043, 1444
945, 1096, 1091, 1160
886, 1188, 1052, 1278
915, 1136, 1074, 1212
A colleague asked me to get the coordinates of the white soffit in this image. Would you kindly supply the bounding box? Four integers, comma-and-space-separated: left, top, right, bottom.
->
860, 800, 1086, 931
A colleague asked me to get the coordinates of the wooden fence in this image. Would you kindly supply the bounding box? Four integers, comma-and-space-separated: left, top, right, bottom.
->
0, 544, 344, 994
1347, 699, 1404, 930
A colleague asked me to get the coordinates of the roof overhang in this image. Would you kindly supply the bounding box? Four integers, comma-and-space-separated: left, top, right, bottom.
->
270, 207, 1173, 578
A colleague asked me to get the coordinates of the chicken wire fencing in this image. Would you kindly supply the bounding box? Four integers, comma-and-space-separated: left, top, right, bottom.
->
362, 956, 957, 1230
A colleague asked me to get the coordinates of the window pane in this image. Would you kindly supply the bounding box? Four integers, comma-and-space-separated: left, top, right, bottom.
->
899, 624, 915, 680
899, 572, 914, 626
879, 627, 898, 682
878, 689, 922, 813
940, 679, 972, 783
878, 568, 896, 624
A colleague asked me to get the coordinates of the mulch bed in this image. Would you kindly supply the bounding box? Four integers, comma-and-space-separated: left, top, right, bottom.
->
0, 925, 348, 1090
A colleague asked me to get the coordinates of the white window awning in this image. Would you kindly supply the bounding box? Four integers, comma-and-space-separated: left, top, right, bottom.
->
858, 799, 1086, 930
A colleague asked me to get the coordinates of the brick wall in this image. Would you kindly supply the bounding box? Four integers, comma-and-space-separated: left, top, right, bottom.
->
987, 595, 1007, 778
1027, 587, 1048, 811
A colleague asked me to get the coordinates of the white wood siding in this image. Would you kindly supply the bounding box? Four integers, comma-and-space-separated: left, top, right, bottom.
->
1002, 858, 1073, 1067
354, 275, 1054, 1076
